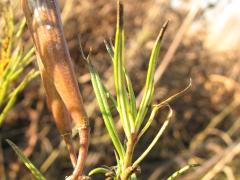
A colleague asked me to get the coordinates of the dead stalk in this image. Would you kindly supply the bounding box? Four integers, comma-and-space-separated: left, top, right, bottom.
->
21, 0, 89, 178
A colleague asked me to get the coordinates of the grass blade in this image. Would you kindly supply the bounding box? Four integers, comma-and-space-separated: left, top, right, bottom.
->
135, 21, 169, 131
6, 139, 46, 180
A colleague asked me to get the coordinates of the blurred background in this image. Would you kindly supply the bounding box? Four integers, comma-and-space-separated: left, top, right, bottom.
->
0, 0, 240, 179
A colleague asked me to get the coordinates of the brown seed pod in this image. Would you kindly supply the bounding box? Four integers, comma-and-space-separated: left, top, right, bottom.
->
36, 53, 77, 167
21, 0, 89, 178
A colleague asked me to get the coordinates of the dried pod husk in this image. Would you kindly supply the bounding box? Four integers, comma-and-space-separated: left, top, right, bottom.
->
21, 0, 89, 178
36, 54, 77, 167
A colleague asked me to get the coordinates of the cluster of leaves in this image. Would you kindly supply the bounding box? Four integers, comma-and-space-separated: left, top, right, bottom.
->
0, 2, 38, 126
86, 1, 193, 179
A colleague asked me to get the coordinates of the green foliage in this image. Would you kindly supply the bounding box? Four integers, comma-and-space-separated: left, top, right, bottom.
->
88, 167, 111, 176
6, 139, 46, 180
0, 2, 38, 126
86, 57, 125, 161
86, 1, 193, 179
134, 21, 169, 131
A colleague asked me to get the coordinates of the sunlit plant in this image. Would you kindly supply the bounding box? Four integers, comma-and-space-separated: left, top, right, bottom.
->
0, 1, 38, 126
85, 0, 192, 179
4, 0, 196, 179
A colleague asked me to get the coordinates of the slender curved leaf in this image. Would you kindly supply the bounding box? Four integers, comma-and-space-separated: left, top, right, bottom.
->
6, 139, 45, 180
86, 59, 125, 161
135, 21, 169, 131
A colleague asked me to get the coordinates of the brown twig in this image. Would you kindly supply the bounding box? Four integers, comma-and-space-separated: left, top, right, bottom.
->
21, 0, 89, 178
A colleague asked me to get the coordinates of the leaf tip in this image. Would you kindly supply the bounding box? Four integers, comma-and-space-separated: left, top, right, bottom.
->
117, 0, 124, 29
157, 20, 169, 42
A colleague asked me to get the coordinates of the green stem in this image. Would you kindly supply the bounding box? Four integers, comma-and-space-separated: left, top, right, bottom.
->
121, 133, 137, 180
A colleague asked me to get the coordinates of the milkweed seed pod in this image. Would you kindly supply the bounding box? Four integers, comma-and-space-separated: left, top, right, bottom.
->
36, 53, 77, 167
21, 0, 89, 178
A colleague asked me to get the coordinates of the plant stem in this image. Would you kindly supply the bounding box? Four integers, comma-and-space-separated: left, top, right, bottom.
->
72, 127, 89, 179
121, 133, 137, 180
62, 134, 77, 167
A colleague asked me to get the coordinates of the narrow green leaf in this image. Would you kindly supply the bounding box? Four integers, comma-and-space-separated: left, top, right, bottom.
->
0, 81, 8, 106
160, 79, 192, 105
104, 40, 114, 59
6, 139, 46, 180
9, 67, 25, 81
89, 167, 110, 176
114, 150, 122, 176
10, 46, 24, 74
138, 79, 191, 140
125, 73, 137, 119
0, 48, 35, 106
138, 103, 168, 140
135, 21, 169, 131
78, 36, 124, 160
105, 39, 137, 119
0, 45, 22, 83
0, 70, 38, 125
102, 84, 118, 112
16, 18, 26, 38
86, 59, 125, 161
20, 47, 35, 66
114, 1, 134, 136
167, 164, 199, 180
10, 48, 35, 81
132, 105, 172, 168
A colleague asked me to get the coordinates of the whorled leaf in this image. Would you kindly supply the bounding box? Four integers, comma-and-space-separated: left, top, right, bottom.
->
135, 21, 169, 131
132, 105, 172, 168
85, 56, 125, 161
113, 1, 135, 136
138, 79, 192, 139
105, 39, 137, 120
137, 103, 169, 141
